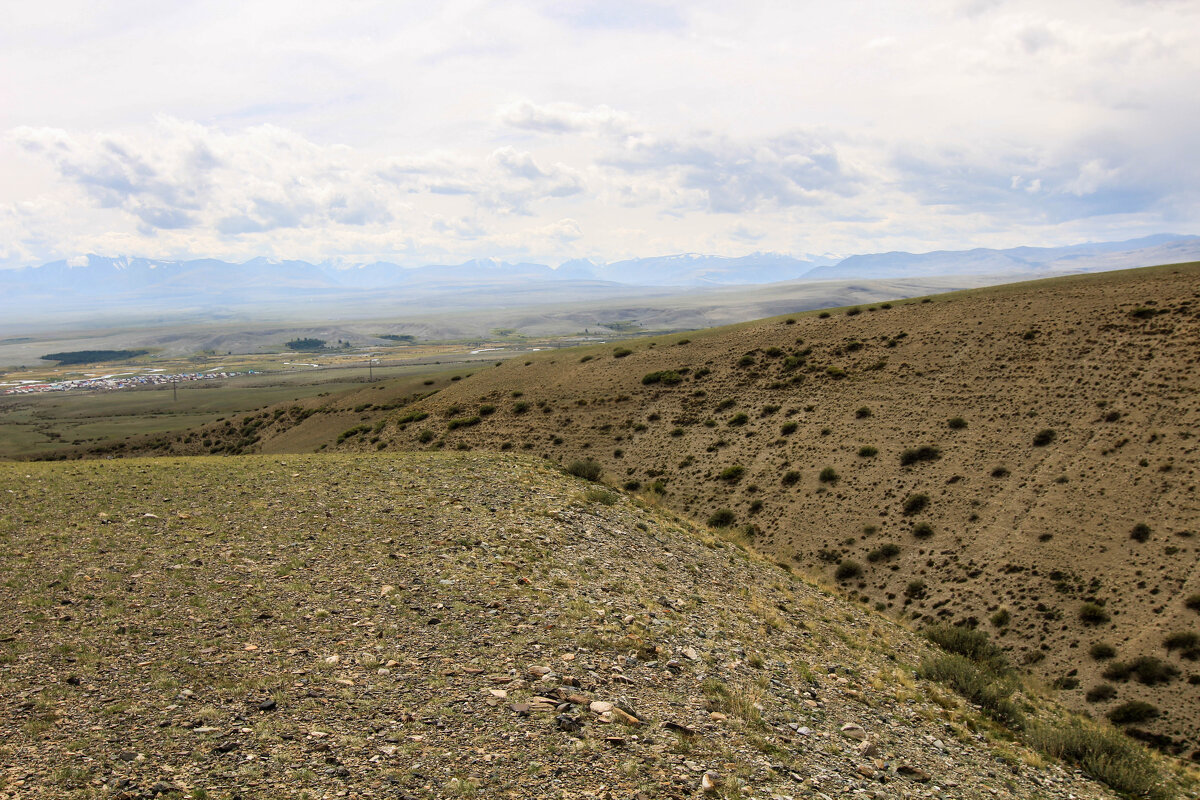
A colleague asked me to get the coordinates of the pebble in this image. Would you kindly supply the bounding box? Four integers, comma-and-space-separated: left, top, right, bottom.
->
840, 723, 867, 741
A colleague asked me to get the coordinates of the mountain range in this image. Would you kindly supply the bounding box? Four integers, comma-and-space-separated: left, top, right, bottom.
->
2, 234, 1197, 322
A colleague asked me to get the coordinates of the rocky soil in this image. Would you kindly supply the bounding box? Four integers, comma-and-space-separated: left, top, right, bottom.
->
0, 453, 1184, 799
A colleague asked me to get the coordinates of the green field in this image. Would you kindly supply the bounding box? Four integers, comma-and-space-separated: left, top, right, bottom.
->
0, 361, 478, 459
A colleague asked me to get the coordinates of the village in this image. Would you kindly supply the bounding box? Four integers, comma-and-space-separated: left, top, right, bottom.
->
1, 369, 242, 395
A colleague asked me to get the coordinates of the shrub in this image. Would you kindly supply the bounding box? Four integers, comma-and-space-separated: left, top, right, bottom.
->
866, 543, 901, 562
912, 522, 934, 539
513, 401, 530, 414
584, 487, 619, 506
834, 560, 863, 581
1107, 701, 1159, 725
818, 311, 831, 318
1163, 631, 1200, 655
1129, 523, 1151, 542
990, 609, 1011, 628
1079, 603, 1110, 625
902, 493, 930, 515
858, 445, 878, 458
1033, 428, 1057, 447
780, 422, 798, 435
1089, 642, 1116, 660
990, 466, 1010, 478
900, 446, 941, 466
417, 429, 435, 444
1029, 720, 1166, 800
905, 579, 926, 599
642, 370, 683, 385
855, 406, 872, 418
781, 470, 801, 487
612, 347, 633, 358
727, 412, 749, 426
1085, 683, 1117, 702
478, 404, 496, 415
718, 465, 746, 482
1103, 656, 1179, 686
924, 624, 1011, 674
446, 416, 481, 431
825, 366, 846, 379
947, 417, 967, 430
818, 467, 839, 483
1187, 593, 1200, 612
918, 653, 1022, 727
566, 460, 603, 481
396, 410, 429, 424
707, 509, 736, 528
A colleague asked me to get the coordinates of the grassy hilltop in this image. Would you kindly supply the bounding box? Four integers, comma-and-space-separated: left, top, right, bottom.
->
0, 454, 1191, 799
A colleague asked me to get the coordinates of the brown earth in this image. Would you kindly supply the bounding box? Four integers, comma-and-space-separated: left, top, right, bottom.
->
0, 453, 1190, 799
257, 262, 1200, 759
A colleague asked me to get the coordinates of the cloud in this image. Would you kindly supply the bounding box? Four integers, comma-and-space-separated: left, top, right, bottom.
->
498, 101, 635, 136
605, 131, 860, 213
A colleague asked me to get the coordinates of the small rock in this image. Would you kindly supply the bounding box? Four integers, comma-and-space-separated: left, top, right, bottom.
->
856, 765, 875, 779
897, 765, 932, 782
701, 770, 720, 793
682, 647, 700, 661
555, 714, 583, 733
840, 723, 867, 741
257, 698, 277, 712
858, 739, 877, 757
589, 700, 614, 714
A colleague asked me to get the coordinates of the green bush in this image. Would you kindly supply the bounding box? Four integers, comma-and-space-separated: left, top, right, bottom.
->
857, 445, 878, 457
417, 429, 435, 444
990, 609, 1011, 628
1163, 631, 1200, 657
912, 522, 933, 539
1028, 720, 1167, 800
396, 410, 429, 424
905, 580, 926, 599
1085, 683, 1117, 702
565, 460, 603, 481
727, 412, 749, 426
855, 406, 872, 418
900, 446, 941, 466
947, 417, 967, 430
642, 371, 683, 385
902, 493, 930, 515
719, 465, 745, 482
1187, 593, 1200, 612
1089, 642, 1116, 660
512, 401, 530, 414
990, 466, 1010, 478
612, 347, 633, 358
1130, 523, 1151, 542
446, 416, 481, 431
781, 470, 801, 486
780, 421, 798, 435
707, 509, 736, 528
818, 467, 839, 483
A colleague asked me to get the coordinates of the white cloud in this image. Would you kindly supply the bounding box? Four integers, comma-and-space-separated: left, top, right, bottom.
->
1, 0, 1198, 268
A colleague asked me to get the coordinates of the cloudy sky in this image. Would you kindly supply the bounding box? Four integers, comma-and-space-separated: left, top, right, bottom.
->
2, 0, 1198, 268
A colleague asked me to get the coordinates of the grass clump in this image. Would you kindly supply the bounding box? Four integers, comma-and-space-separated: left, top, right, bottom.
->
1130, 523, 1151, 542
612, 347, 633, 358
924, 624, 1011, 674
780, 470, 801, 487
918, 652, 1023, 727
818, 467, 839, 483
565, 460, 603, 482
912, 522, 933, 539
1102, 656, 1179, 686
855, 406, 872, 418
866, 543, 901, 562
947, 416, 967, 430
446, 416, 481, 431
1089, 642, 1117, 660
857, 445, 878, 457
780, 421, 798, 435
584, 487, 619, 506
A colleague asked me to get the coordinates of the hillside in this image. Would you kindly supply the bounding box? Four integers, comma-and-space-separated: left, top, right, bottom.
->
0, 454, 1188, 798
179, 261, 1200, 759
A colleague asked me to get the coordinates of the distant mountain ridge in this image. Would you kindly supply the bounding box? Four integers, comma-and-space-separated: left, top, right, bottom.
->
2, 235, 1197, 319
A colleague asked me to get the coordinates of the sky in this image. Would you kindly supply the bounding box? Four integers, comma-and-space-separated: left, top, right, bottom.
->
1, 0, 1198, 269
